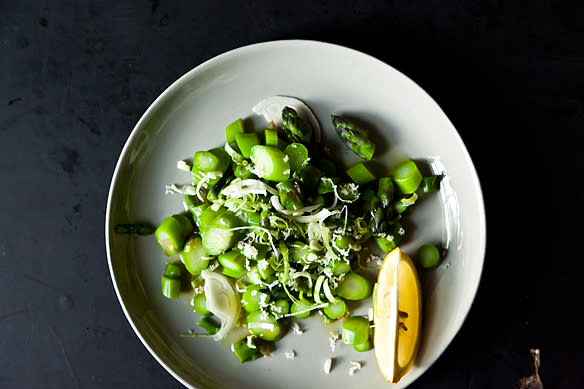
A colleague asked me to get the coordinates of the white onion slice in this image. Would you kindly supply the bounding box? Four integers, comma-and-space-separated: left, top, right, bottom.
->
221, 179, 278, 198
269, 195, 322, 216
252, 96, 322, 143
201, 271, 241, 341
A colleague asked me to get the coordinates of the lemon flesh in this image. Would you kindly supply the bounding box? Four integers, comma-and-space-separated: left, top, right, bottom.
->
373, 248, 422, 383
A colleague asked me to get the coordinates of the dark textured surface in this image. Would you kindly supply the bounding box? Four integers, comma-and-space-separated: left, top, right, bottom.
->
1, 1, 583, 388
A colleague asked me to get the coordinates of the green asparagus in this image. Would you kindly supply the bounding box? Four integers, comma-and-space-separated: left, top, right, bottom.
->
282, 107, 312, 144
331, 115, 376, 160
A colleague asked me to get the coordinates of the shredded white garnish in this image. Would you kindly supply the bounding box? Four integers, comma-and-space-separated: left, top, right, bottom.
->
285, 349, 296, 359
379, 233, 394, 242
224, 142, 243, 163
293, 208, 341, 224
246, 335, 257, 349
291, 322, 304, 335
228, 226, 278, 257
257, 259, 269, 271
221, 179, 278, 198
272, 303, 286, 316
341, 205, 349, 234
329, 331, 339, 353
259, 293, 270, 307
176, 160, 192, 172
323, 358, 333, 374
306, 222, 325, 251
322, 279, 337, 303
165, 184, 197, 195
263, 279, 279, 290
270, 196, 322, 216
250, 165, 264, 178
195, 171, 221, 201
327, 179, 359, 208
368, 307, 374, 321
323, 267, 333, 278
225, 198, 248, 213
281, 302, 329, 318
238, 241, 259, 259
349, 361, 362, 376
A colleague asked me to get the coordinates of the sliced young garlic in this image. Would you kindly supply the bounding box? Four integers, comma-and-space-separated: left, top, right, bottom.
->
270, 195, 322, 216
221, 179, 278, 198
252, 96, 322, 143
201, 270, 241, 341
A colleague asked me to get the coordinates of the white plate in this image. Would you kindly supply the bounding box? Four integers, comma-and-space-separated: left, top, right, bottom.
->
106, 40, 486, 389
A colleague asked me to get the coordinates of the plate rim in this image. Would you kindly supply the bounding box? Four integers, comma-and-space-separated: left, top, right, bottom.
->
105, 39, 487, 388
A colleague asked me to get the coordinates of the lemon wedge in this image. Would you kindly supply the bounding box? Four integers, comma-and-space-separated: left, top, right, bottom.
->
373, 247, 422, 383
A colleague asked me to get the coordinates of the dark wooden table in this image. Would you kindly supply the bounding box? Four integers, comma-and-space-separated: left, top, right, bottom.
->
1, 1, 582, 387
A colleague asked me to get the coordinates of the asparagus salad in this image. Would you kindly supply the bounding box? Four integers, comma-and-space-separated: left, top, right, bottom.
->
149, 96, 441, 373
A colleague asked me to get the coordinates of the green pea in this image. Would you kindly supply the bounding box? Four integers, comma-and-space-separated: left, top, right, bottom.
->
324, 299, 346, 320
336, 272, 372, 300
271, 299, 290, 317
283, 143, 309, 172
417, 243, 442, 269
291, 301, 311, 319
242, 285, 270, 313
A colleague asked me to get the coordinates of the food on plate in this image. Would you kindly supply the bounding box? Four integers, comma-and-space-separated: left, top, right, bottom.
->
151, 96, 440, 382
331, 115, 376, 160
416, 243, 442, 269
